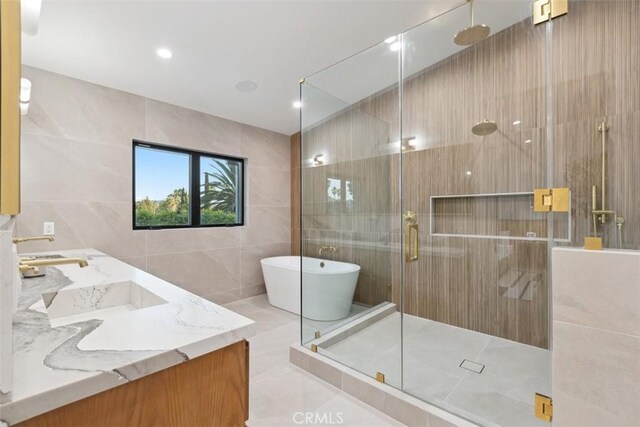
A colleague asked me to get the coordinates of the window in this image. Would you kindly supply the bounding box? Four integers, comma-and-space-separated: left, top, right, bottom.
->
133, 141, 244, 229
327, 177, 354, 213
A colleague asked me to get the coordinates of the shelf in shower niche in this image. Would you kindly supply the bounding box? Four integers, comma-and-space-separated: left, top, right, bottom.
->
429, 191, 571, 242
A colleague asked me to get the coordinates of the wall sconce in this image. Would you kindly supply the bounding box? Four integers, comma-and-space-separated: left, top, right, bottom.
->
313, 154, 324, 166
21, 0, 42, 36
401, 136, 416, 152
20, 78, 32, 115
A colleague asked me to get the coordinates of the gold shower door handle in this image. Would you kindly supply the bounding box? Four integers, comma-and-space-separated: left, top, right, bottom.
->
403, 210, 419, 263
405, 223, 419, 262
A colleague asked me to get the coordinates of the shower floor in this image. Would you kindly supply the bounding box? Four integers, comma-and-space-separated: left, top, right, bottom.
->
321, 311, 551, 427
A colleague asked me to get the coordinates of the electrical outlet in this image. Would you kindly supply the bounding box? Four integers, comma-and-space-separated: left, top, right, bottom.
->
43, 222, 55, 236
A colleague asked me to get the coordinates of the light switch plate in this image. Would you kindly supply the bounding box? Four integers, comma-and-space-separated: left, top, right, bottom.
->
43, 222, 55, 236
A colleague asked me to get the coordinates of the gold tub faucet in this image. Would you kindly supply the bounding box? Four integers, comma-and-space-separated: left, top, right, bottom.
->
318, 246, 338, 257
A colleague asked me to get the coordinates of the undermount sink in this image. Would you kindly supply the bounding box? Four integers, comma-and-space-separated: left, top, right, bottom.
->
42, 281, 167, 327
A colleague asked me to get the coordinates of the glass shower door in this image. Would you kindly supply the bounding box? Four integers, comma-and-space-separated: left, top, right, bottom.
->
300, 39, 403, 388
400, 1, 553, 425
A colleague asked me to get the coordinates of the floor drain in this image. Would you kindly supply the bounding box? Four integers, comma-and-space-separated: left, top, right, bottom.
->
459, 359, 485, 374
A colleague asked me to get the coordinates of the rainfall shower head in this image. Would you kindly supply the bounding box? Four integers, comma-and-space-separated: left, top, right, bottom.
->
454, 0, 491, 46
472, 119, 497, 136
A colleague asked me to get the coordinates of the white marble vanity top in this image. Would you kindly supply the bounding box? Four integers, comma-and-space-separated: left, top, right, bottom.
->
0, 249, 255, 425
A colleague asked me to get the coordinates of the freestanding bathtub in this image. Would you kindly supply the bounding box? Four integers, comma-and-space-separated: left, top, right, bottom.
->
260, 256, 360, 321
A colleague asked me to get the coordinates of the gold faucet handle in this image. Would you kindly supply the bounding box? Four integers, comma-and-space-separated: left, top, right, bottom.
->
18, 264, 37, 272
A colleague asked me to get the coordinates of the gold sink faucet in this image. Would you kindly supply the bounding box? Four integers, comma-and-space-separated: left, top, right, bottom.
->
19, 257, 89, 273
12, 235, 55, 244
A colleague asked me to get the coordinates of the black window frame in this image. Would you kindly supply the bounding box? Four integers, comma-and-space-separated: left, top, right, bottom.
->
132, 139, 245, 230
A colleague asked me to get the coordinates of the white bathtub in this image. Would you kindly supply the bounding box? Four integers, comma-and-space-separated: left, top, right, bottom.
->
260, 256, 360, 321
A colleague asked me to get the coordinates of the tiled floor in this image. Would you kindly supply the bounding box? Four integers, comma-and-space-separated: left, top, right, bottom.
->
223, 295, 403, 427
322, 312, 552, 427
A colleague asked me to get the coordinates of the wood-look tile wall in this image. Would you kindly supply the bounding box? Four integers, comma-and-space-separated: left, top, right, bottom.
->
551, 0, 640, 250
294, 0, 639, 349
299, 105, 398, 307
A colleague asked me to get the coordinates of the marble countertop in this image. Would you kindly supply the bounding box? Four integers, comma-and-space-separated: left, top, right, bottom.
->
0, 249, 255, 425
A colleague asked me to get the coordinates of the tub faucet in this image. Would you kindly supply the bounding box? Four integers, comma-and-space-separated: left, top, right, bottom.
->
318, 246, 338, 258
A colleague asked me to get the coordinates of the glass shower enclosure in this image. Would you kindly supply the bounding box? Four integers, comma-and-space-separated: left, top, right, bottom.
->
299, 0, 639, 425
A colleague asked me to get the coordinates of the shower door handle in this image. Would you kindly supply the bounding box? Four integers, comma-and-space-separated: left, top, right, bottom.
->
404, 211, 419, 263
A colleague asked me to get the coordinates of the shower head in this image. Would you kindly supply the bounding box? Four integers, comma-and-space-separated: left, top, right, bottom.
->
472, 119, 497, 136
454, 0, 491, 46
454, 25, 491, 46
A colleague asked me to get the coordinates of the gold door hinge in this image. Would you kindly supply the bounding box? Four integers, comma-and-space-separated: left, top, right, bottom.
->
310, 344, 318, 353
533, 188, 570, 212
314, 331, 321, 339
535, 393, 553, 422
375, 372, 385, 383
533, 0, 568, 25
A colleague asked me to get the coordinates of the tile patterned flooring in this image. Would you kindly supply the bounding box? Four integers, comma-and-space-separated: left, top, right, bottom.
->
226, 294, 551, 426
323, 313, 552, 427
223, 295, 403, 427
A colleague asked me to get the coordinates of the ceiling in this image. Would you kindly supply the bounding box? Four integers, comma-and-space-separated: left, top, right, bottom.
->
22, 0, 474, 136
303, 0, 531, 128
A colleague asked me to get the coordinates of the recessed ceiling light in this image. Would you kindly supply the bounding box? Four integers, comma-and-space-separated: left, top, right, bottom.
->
235, 80, 258, 92
512, 120, 521, 125
389, 42, 402, 52
524, 139, 532, 144
384, 36, 397, 44
293, 101, 302, 108
465, 170, 472, 176
156, 48, 173, 59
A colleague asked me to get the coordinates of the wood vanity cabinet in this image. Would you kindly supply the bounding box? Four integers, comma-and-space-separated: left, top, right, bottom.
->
0, 0, 21, 215
18, 340, 250, 427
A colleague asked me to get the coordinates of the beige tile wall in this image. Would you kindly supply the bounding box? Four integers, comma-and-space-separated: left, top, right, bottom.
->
552, 248, 640, 427
17, 66, 291, 304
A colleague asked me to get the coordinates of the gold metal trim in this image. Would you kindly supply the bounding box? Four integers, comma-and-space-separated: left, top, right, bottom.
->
310, 344, 318, 353
533, 188, 569, 213
584, 237, 603, 251
375, 372, 385, 383
533, 0, 568, 25
0, 0, 22, 214
534, 393, 553, 422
